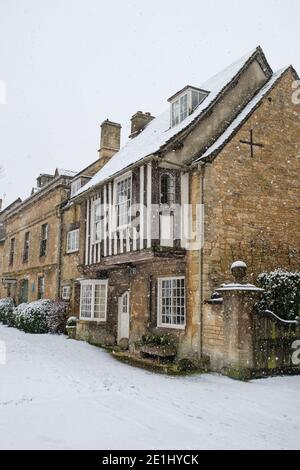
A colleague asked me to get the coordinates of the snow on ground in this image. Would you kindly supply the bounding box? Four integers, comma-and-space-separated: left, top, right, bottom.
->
0, 324, 299, 450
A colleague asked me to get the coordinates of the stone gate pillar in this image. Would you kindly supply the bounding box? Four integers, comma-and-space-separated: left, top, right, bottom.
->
216, 261, 264, 379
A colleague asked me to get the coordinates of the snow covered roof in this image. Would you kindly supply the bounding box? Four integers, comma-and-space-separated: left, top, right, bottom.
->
55, 168, 78, 178
195, 67, 289, 162
73, 47, 269, 198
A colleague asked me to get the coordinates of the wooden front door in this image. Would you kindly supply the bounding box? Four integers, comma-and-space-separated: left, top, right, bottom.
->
118, 291, 130, 343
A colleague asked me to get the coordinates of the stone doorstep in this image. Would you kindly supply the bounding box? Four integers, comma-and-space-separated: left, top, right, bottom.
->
139, 344, 177, 359
111, 350, 202, 376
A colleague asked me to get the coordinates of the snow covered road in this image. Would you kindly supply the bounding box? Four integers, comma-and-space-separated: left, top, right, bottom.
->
0, 324, 299, 450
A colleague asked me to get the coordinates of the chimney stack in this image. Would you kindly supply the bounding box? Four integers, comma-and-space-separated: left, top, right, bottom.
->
36, 174, 54, 188
130, 111, 155, 138
98, 119, 121, 163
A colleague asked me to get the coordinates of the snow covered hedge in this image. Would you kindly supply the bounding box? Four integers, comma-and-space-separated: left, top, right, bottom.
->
0, 299, 68, 334
257, 269, 300, 320
0, 297, 15, 326
14, 301, 49, 333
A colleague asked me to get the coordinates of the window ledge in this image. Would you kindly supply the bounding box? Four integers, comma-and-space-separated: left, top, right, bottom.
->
78, 318, 107, 324
157, 324, 186, 330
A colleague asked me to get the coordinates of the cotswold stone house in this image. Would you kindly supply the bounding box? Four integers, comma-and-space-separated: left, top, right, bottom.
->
69, 46, 300, 362
0, 170, 77, 303
0, 46, 299, 372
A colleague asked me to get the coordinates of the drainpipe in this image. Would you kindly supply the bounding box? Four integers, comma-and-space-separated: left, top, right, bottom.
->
56, 203, 64, 300
197, 162, 206, 362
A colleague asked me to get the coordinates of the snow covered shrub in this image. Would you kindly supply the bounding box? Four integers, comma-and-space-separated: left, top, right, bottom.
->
0, 297, 15, 326
47, 300, 68, 334
257, 269, 300, 320
14, 300, 68, 334
14, 301, 51, 333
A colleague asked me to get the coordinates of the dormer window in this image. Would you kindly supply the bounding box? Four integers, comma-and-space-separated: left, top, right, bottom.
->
70, 177, 82, 197
168, 86, 209, 128
171, 94, 188, 127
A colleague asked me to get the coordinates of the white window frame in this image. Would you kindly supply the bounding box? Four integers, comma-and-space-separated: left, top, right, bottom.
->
171, 93, 188, 127
157, 276, 186, 330
70, 178, 82, 197
113, 172, 132, 230
66, 229, 79, 253
170, 88, 207, 128
62, 285, 71, 300
79, 279, 108, 322
91, 198, 102, 244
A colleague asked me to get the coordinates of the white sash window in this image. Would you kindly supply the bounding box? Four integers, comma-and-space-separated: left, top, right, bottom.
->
114, 174, 132, 229
157, 277, 185, 329
91, 199, 102, 243
67, 229, 79, 253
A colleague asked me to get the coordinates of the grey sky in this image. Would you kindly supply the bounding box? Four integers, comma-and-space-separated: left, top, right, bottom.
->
0, 0, 299, 207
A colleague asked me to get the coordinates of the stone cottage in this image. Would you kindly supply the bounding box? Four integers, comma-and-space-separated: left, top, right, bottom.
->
69, 46, 300, 364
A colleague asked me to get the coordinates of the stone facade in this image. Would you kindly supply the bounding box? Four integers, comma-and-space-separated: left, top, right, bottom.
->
0, 174, 74, 303
0, 48, 299, 378
186, 68, 300, 367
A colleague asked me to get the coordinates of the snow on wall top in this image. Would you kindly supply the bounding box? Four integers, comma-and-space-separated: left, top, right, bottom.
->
73, 47, 262, 198
55, 168, 78, 178
196, 67, 288, 161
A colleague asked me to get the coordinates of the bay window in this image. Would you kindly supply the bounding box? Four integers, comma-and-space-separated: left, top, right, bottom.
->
80, 280, 108, 321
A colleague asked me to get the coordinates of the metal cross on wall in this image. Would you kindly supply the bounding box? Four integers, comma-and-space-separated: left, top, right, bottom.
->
240, 129, 264, 158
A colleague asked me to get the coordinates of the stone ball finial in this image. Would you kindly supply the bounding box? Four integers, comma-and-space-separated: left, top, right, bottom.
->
231, 261, 247, 284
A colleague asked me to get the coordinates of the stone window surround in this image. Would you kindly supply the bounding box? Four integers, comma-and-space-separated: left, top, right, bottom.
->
61, 285, 71, 300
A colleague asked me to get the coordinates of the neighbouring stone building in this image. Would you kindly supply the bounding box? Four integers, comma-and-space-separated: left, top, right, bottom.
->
0, 198, 22, 298
0, 170, 77, 303
0, 46, 299, 377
